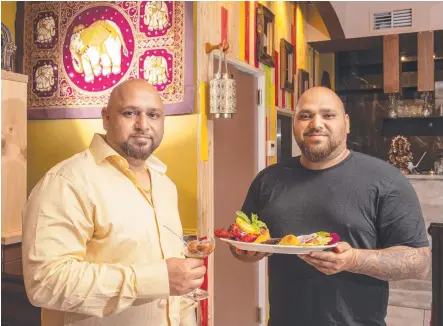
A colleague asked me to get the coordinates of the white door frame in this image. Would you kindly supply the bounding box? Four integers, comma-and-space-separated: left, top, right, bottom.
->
208, 52, 267, 326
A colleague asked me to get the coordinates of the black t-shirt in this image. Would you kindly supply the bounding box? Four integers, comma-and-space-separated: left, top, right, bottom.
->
241, 151, 429, 326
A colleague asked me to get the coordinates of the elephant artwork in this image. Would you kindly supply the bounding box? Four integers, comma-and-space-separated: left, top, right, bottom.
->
35, 64, 55, 92
143, 55, 169, 86
144, 1, 170, 31
36, 16, 56, 44
69, 20, 129, 83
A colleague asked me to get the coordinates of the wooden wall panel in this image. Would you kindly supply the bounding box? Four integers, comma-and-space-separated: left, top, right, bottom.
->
198, 3, 220, 81
418, 31, 435, 92
226, 2, 240, 60
2, 243, 22, 263
383, 34, 400, 93
197, 4, 217, 325
1, 71, 28, 244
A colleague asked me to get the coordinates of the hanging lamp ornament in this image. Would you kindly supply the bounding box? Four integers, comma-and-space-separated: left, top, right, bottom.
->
209, 50, 236, 118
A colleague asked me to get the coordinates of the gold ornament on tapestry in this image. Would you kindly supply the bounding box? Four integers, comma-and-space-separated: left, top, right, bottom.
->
36, 16, 56, 44
143, 55, 169, 86
143, 1, 170, 31
69, 20, 129, 83
35, 65, 55, 92
165, 84, 174, 95
388, 135, 413, 175
24, 1, 186, 109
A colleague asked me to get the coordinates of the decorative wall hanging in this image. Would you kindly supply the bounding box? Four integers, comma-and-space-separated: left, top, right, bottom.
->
1, 23, 17, 72
256, 4, 275, 67
279, 39, 294, 93
209, 51, 236, 119
24, 1, 194, 120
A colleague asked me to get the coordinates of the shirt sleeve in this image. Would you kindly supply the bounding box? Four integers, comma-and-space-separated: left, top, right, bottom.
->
179, 296, 198, 326
22, 173, 170, 318
376, 174, 430, 249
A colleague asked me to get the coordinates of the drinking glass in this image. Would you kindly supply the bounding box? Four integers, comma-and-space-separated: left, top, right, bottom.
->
182, 235, 215, 301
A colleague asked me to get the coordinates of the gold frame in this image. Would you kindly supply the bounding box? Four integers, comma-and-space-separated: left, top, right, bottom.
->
298, 68, 310, 99
256, 4, 275, 67
280, 38, 294, 93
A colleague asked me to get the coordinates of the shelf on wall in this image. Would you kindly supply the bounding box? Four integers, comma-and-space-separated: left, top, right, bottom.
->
381, 116, 443, 136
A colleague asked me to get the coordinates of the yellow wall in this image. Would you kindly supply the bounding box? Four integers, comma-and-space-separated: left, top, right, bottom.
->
27, 115, 198, 233
296, 3, 309, 72
306, 3, 330, 41
1, 1, 16, 41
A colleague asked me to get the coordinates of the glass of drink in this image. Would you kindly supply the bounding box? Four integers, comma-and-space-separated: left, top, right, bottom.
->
182, 234, 215, 301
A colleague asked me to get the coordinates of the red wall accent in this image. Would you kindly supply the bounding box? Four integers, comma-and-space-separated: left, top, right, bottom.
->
274, 51, 279, 106
221, 6, 228, 43
245, 2, 250, 63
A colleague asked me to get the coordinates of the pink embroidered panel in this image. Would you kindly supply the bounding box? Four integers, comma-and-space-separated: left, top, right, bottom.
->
24, 1, 194, 119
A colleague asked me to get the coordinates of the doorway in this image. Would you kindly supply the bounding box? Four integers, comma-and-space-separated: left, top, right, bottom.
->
213, 61, 260, 326
277, 113, 293, 163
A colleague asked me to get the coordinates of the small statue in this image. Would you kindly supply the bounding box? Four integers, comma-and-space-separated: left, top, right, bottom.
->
388, 135, 413, 175
1, 23, 17, 72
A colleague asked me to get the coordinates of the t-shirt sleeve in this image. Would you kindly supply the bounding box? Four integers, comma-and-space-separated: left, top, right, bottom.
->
376, 174, 430, 249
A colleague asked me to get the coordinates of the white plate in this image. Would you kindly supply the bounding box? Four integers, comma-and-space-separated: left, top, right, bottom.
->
219, 238, 337, 255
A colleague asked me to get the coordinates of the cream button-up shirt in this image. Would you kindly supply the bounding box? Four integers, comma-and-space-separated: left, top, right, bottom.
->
22, 134, 197, 326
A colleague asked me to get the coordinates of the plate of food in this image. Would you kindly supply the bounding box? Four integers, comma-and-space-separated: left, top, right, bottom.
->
215, 211, 340, 255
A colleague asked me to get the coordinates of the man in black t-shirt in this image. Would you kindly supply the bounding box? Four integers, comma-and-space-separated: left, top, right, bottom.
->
230, 87, 430, 326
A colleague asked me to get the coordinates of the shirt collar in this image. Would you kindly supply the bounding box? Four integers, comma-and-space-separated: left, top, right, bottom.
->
89, 133, 167, 174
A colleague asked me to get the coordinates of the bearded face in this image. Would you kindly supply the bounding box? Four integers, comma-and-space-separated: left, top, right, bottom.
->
294, 108, 349, 163
296, 125, 344, 162
121, 132, 159, 161
102, 81, 165, 163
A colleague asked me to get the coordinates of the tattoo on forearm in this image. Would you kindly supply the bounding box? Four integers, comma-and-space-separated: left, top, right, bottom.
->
349, 246, 431, 281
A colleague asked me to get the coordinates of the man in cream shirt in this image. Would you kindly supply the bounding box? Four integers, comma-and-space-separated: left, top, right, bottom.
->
22, 79, 205, 326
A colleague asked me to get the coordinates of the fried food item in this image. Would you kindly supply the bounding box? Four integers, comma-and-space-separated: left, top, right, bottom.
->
277, 232, 341, 247
254, 228, 271, 243
278, 234, 301, 246
214, 211, 269, 243
261, 238, 281, 245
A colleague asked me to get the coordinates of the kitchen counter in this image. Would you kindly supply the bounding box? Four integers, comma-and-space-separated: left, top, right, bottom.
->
406, 174, 443, 180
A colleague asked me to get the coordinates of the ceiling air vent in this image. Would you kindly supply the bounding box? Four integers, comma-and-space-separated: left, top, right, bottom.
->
373, 8, 412, 31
